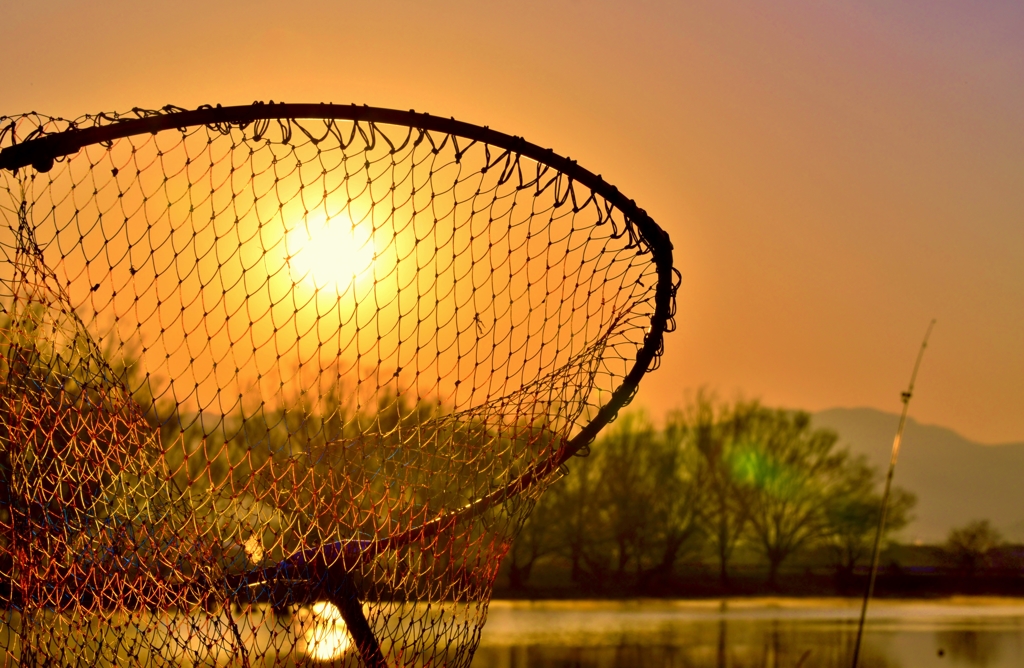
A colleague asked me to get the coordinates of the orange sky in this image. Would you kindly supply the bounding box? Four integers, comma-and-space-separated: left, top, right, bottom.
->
3, 0, 1022, 443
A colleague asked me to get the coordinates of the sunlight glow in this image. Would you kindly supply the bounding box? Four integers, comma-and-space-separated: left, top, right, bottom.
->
286, 215, 374, 292
303, 601, 353, 661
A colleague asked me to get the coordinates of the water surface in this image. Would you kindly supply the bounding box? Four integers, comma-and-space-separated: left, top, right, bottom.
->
472, 598, 1024, 667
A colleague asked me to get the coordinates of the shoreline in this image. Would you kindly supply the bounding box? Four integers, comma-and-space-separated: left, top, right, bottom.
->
488, 595, 1024, 609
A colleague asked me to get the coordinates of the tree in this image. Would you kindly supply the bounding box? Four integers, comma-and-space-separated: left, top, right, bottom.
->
546, 440, 604, 587
506, 472, 567, 591
589, 411, 707, 588
638, 412, 705, 587
735, 409, 849, 587
685, 391, 759, 586
821, 455, 916, 579
594, 411, 665, 581
518, 407, 708, 593
946, 520, 1003, 575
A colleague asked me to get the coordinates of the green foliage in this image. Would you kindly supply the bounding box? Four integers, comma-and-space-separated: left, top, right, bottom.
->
735, 408, 848, 585
821, 455, 916, 577
685, 391, 759, 585
508, 393, 918, 591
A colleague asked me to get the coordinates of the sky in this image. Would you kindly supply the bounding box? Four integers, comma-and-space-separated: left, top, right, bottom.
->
2, 0, 1022, 443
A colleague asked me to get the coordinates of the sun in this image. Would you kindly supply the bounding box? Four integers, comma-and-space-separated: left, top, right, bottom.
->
286, 215, 375, 292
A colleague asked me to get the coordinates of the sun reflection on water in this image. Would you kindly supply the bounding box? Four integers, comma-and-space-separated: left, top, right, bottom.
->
302, 601, 353, 661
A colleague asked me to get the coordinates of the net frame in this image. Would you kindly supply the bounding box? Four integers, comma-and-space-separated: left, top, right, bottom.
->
0, 103, 679, 667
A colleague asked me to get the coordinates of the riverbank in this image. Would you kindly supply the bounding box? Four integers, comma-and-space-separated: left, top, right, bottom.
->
492, 567, 1024, 600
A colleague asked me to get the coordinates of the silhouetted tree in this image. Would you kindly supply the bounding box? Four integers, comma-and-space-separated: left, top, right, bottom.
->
735, 409, 847, 587
638, 411, 705, 587
550, 447, 603, 586
686, 391, 758, 586
821, 454, 916, 579
514, 406, 708, 592
596, 412, 663, 579
507, 481, 563, 591
946, 520, 1003, 575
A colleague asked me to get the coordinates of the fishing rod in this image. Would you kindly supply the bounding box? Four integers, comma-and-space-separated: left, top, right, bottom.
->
851, 319, 936, 668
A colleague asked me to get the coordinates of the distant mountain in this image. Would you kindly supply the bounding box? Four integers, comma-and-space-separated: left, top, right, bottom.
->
812, 407, 1024, 544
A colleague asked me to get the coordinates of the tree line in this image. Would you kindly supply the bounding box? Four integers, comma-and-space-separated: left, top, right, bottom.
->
507, 391, 917, 592
2, 298, 1004, 597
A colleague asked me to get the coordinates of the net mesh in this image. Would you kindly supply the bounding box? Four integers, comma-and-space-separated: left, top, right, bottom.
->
0, 105, 676, 667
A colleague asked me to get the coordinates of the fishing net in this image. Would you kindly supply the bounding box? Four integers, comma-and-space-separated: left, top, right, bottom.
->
0, 104, 677, 667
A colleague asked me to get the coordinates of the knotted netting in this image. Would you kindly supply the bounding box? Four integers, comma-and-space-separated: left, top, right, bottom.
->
0, 104, 677, 667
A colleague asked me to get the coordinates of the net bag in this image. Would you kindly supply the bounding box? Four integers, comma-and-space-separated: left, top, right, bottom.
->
0, 104, 678, 667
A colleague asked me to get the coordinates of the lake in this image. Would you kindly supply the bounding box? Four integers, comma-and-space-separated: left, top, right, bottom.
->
472, 598, 1024, 668
3, 597, 1023, 665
